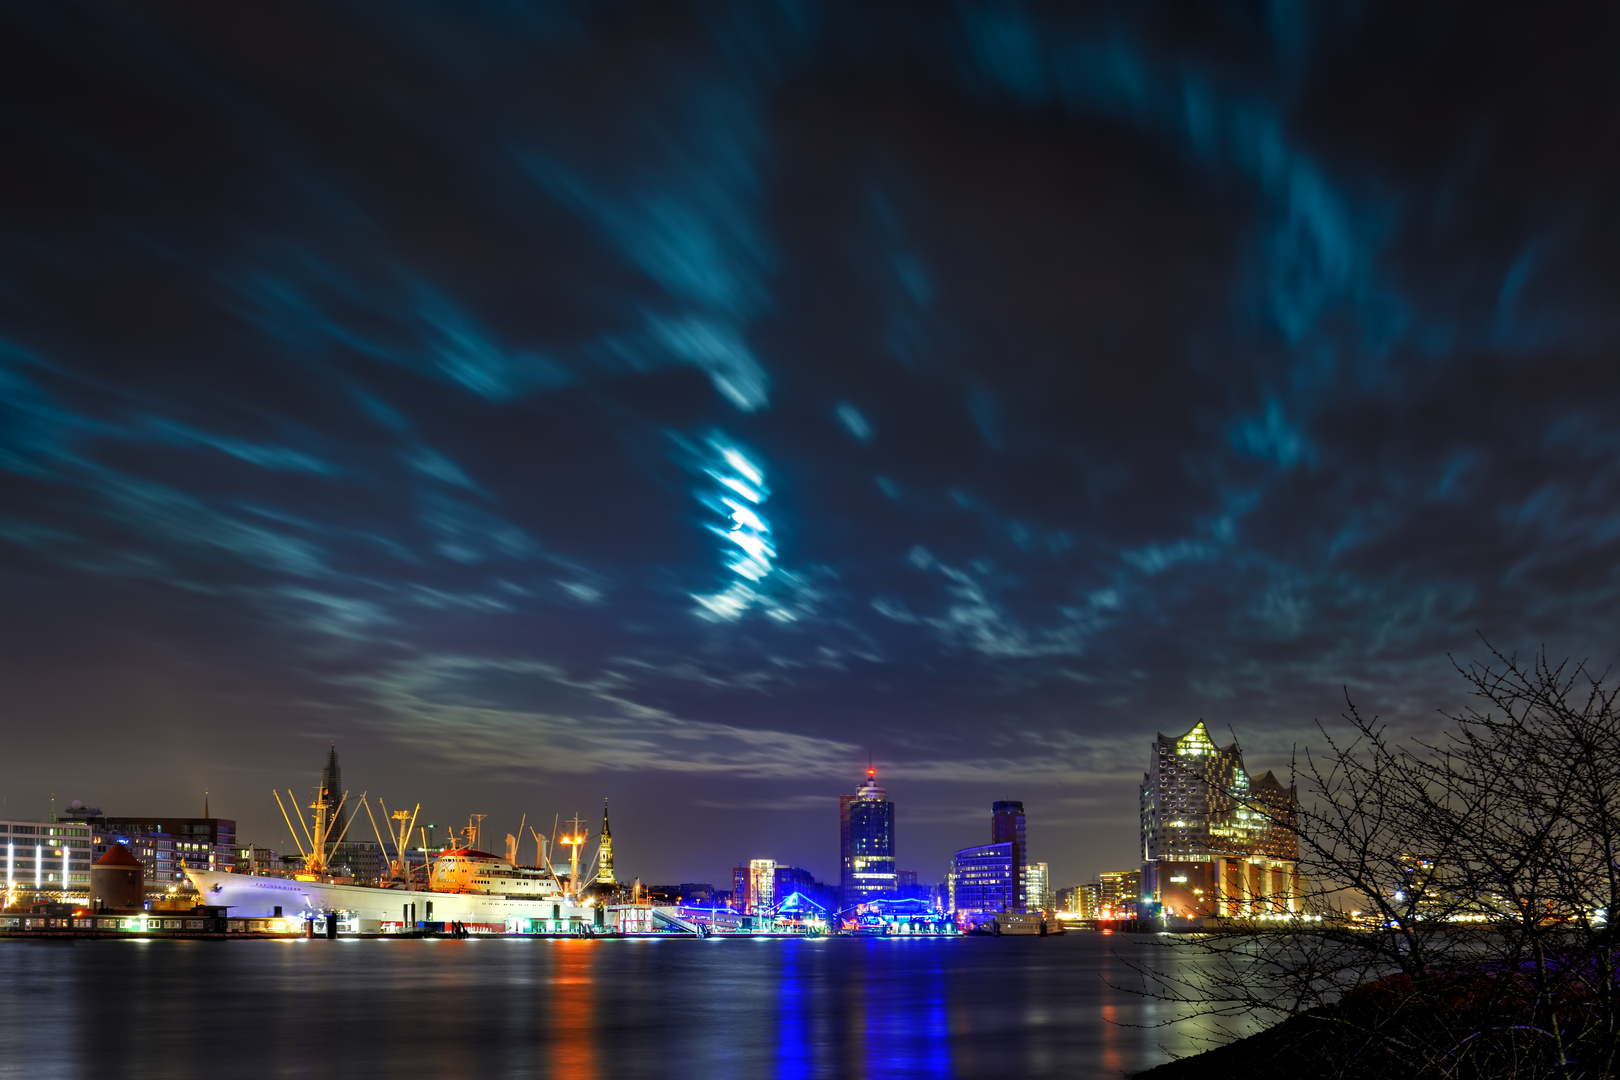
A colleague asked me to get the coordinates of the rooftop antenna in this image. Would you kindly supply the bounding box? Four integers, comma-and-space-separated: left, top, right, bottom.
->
204, 790, 210, 819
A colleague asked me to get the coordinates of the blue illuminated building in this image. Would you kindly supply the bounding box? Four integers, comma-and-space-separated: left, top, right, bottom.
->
775, 890, 829, 929
950, 842, 1016, 915
850, 897, 955, 935
840, 768, 895, 907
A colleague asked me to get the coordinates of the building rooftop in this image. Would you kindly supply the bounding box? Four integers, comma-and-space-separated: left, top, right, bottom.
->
94, 844, 143, 868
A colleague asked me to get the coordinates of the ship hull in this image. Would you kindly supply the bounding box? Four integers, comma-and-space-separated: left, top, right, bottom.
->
186, 868, 595, 928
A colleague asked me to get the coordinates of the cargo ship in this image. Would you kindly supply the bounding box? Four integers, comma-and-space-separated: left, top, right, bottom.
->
185, 847, 598, 932
183, 772, 603, 933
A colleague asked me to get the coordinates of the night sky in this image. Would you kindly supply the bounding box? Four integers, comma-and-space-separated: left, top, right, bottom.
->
4, 2, 1618, 889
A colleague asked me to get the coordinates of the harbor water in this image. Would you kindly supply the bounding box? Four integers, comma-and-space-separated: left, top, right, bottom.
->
0, 933, 1249, 1078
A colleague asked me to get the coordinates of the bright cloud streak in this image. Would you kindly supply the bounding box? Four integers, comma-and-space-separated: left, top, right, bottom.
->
693, 438, 777, 618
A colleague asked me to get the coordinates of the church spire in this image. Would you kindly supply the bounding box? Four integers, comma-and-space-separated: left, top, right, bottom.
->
320, 742, 347, 839
597, 798, 616, 886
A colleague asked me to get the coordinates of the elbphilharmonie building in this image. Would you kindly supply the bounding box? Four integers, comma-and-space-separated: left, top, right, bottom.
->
1139, 721, 1301, 920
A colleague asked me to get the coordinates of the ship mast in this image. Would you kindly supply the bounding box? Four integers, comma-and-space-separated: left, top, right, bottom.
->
561, 813, 589, 903
271, 784, 361, 879
309, 789, 330, 877
365, 798, 421, 888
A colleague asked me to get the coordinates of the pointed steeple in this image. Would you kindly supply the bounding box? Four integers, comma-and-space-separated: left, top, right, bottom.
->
597, 798, 616, 886
320, 742, 347, 838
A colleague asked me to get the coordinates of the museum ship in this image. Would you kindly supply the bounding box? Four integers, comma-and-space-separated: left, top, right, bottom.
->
183, 770, 603, 931
185, 848, 597, 930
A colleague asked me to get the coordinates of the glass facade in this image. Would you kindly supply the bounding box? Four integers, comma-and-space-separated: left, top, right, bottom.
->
1139, 721, 1297, 865
950, 842, 1015, 914
1024, 861, 1050, 913
0, 821, 93, 898
1138, 722, 1300, 919
839, 770, 895, 907
748, 859, 776, 915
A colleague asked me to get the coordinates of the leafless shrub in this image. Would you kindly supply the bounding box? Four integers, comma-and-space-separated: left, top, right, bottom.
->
1128, 644, 1620, 1079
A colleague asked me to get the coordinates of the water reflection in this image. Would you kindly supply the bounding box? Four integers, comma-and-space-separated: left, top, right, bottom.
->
4, 933, 1263, 1079
551, 941, 599, 1080
843, 948, 864, 1079
1101, 1002, 1122, 1076
864, 941, 951, 1078
777, 941, 808, 1080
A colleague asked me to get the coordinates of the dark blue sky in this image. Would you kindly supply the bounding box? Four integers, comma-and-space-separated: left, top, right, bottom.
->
3, 1, 1618, 888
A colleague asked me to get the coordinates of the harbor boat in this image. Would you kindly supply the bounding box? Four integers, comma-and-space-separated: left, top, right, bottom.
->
965, 912, 1054, 936
184, 771, 603, 933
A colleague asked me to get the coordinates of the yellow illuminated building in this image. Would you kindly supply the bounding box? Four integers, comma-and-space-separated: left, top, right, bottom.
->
1139, 722, 1300, 920
597, 800, 615, 887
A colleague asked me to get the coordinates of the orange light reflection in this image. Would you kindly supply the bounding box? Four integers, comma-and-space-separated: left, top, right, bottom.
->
552, 941, 599, 1080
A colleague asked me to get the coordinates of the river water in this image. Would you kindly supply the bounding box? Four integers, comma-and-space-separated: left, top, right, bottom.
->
0, 932, 1249, 1078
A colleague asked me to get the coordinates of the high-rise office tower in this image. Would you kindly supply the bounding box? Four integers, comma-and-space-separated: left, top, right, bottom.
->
597, 799, 615, 885
839, 768, 895, 906
950, 842, 1016, 914
1024, 861, 1051, 913
1074, 882, 1101, 918
991, 800, 1027, 912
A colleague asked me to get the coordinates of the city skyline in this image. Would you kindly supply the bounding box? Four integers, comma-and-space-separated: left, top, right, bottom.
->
2, 4, 1613, 1076
4, 747, 1088, 896
5, 3, 1618, 891
0, 718, 1351, 921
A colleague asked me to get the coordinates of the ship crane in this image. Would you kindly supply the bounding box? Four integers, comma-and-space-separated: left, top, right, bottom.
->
187, 754, 599, 930
543, 813, 602, 906
274, 785, 364, 879
363, 799, 421, 888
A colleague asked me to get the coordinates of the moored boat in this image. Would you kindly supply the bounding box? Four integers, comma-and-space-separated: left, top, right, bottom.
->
187, 758, 604, 932
186, 849, 597, 932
